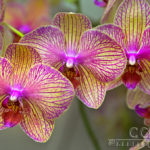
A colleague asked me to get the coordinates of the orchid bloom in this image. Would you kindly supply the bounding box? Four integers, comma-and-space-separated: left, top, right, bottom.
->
127, 88, 150, 150
96, 0, 150, 93
18, 12, 126, 109
94, 0, 123, 23
4, 0, 51, 35
0, 43, 74, 142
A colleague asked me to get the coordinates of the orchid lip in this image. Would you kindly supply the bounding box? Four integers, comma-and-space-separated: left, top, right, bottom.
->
121, 65, 141, 90
2, 95, 24, 127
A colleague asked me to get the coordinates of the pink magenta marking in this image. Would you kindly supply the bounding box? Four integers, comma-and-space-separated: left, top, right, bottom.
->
19, 24, 31, 34
93, 0, 107, 7
135, 104, 150, 118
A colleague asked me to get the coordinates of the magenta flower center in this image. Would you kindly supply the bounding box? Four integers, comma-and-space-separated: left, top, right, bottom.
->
121, 53, 142, 89
59, 57, 80, 88
135, 104, 150, 118
1, 88, 28, 128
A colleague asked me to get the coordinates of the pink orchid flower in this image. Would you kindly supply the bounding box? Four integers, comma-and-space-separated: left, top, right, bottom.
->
0, 43, 74, 142
18, 12, 127, 109
127, 88, 150, 150
4, 0, 51, 35
96, 0, 150, 93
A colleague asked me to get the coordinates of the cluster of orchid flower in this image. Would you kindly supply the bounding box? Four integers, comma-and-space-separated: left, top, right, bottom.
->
0, 0, 150, 149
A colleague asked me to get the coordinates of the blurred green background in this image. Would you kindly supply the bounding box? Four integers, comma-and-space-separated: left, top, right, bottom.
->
1, 0, 147, 150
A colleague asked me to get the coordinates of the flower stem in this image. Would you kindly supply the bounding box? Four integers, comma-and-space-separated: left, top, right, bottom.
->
2, 22, 24, 37
78, 100, 101, 150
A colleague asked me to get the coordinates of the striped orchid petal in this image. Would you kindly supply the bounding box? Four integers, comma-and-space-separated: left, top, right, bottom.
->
141, 27, 150, 49
5, 44, 41, 86
0, 106, 6, 130
96, 24, 125, 47
53, 12, 92, 55
106, 77, 122, 90
0, 58, 12, 95
0, 58, 13, 129
76, 66, 106, 109
19, 26, 65, 69
23, 64, 74, 119
101, 0, 123, 24
115, 0, 150, 52
138, 27, 150, 60
78, 29, 127, 82
20, 101, 54, 143
0, 58, 13, 130
127, 88, 150, 109
138, 59, 150, 94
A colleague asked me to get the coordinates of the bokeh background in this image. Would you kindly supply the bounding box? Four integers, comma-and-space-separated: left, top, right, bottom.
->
0, 0, 148, 150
